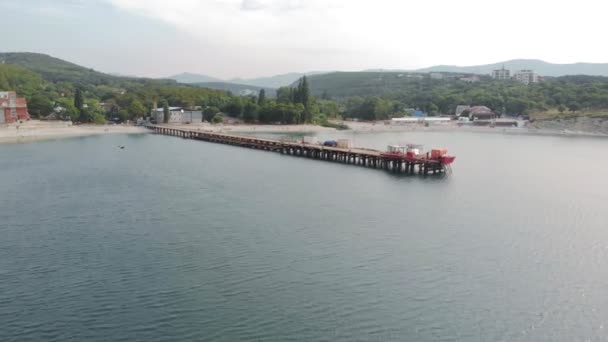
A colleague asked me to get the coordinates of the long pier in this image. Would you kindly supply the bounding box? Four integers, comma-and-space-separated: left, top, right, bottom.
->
147, 125, 449, 175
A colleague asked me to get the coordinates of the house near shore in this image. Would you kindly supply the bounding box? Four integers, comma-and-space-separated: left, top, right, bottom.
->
0, 91, 30, 124
152, 107, 203, 123
467, 106, 496, 120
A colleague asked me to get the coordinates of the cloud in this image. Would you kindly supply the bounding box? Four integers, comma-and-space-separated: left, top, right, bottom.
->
47, 0, 608, 76
240, 0, 267, 11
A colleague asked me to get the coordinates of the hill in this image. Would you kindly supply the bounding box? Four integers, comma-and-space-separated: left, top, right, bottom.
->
0, 52, 177, 87
303, 71, 463, 98
193, 82, 276, 97
169, 72, 222, 84
169, 71, 330, 88
0, 52, 230, 122
303, 71, 608, 122
415, 59, 608, 77
230, 72, 328, 88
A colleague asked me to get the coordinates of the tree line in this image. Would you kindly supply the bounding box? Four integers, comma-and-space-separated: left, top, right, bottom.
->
6, 58, 608, 125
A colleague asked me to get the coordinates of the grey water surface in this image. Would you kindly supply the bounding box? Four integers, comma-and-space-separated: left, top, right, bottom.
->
1, 131, 607, 341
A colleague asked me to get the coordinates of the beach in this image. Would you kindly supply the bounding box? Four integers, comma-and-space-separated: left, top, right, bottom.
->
2, 119, 606, 145
0, 120, 148, 144
159, 120, 608, 138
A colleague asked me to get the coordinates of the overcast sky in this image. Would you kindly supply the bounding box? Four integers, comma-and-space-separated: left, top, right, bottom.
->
2, 0, 607, 79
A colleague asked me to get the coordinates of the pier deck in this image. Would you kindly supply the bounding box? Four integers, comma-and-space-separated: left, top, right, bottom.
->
147, 125, 449, 175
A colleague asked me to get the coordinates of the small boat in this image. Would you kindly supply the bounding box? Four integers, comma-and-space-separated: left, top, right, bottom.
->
380, 144, 456, 165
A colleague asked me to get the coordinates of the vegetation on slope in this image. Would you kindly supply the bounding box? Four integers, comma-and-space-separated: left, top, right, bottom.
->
307, 72, 608, 120
3, 52, 608, 125
0, 53, 336, 125
0, 53, 230, 122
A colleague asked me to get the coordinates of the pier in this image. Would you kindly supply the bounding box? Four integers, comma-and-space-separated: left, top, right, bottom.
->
147, 125, 450, 175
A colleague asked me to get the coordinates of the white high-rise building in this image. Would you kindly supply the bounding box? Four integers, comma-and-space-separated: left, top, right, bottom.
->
491, 66, 510, 80
513, 70, 540, 85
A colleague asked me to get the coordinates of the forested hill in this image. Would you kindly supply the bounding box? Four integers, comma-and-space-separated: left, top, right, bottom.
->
0, 52, 175, 86
0, 52, 330, 126
0, 52, 230, 121
3, 52, 608, 124
192, 82, 277, 98
303, 71, 608, 118
415, 59, 608, 77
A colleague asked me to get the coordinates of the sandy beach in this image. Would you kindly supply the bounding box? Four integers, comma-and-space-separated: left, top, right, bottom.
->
0, 120, 148, 144
2, 119, 606, 145
158, 120, 608, 138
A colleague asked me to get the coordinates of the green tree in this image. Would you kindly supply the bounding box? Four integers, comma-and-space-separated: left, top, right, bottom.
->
243, 101, 259, 123
222, 98, 244, 117
257, 89, 266, 106
127, 100, 146, 119
163, 101, 170, 123
93, 113, 106, 124
558, 104, 567, 114
56, 98, 79, 121
211, 113, 224, 124
74, 88, 86, 122
74, 88, 84, 112
276, 87, 294, 103
27, 94, 53, 118
203, 106, 219, 122
428, 103, 439, 116
118, 109, 130, 122
299, 76, 310, 108
317, 100, 340, 118
567, 101, 581, 113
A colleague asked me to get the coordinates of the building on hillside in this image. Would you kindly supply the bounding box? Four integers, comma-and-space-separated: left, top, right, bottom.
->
430, 73, 444, 80
513, 70, 540, 85
459, 75, 480, 83
0, 91, 30, 124
153, 107, 182, 123
491, 66, 510, 80
152, 107, 203, 123
403, 108, 426, 117
181, 110, 203, 123
467, 106, 496, 120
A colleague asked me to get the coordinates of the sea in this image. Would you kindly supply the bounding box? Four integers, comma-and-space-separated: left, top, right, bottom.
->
1, 130, 607, 341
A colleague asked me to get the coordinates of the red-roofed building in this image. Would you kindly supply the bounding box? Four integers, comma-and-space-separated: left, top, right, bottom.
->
0, 91, 30, 124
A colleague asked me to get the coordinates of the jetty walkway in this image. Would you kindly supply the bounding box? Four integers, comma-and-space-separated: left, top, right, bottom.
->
147, 125, 449, 175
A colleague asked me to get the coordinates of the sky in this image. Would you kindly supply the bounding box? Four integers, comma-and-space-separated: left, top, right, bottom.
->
2, 0, 608, 79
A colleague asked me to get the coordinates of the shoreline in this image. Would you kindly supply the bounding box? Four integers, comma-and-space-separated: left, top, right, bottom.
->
160, 121, 608, 139
0, 121, 148, 145
2, 119, 607, 145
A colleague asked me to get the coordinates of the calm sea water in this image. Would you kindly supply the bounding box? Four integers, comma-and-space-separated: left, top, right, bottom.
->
1, 131, 607, 341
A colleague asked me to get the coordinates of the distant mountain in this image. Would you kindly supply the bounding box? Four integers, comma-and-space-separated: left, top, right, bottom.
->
0, 52, 124, 83
0, 52, 175, 85
169, 71, 329, 89
415, 59, 608, 77
194, 82, 276, 97
169, 72, 222, 84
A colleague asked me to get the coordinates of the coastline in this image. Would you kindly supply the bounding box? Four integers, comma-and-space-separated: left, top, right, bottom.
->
2, 119, 607, 145
159, 121, 608, 138
0, 121, 148, 144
